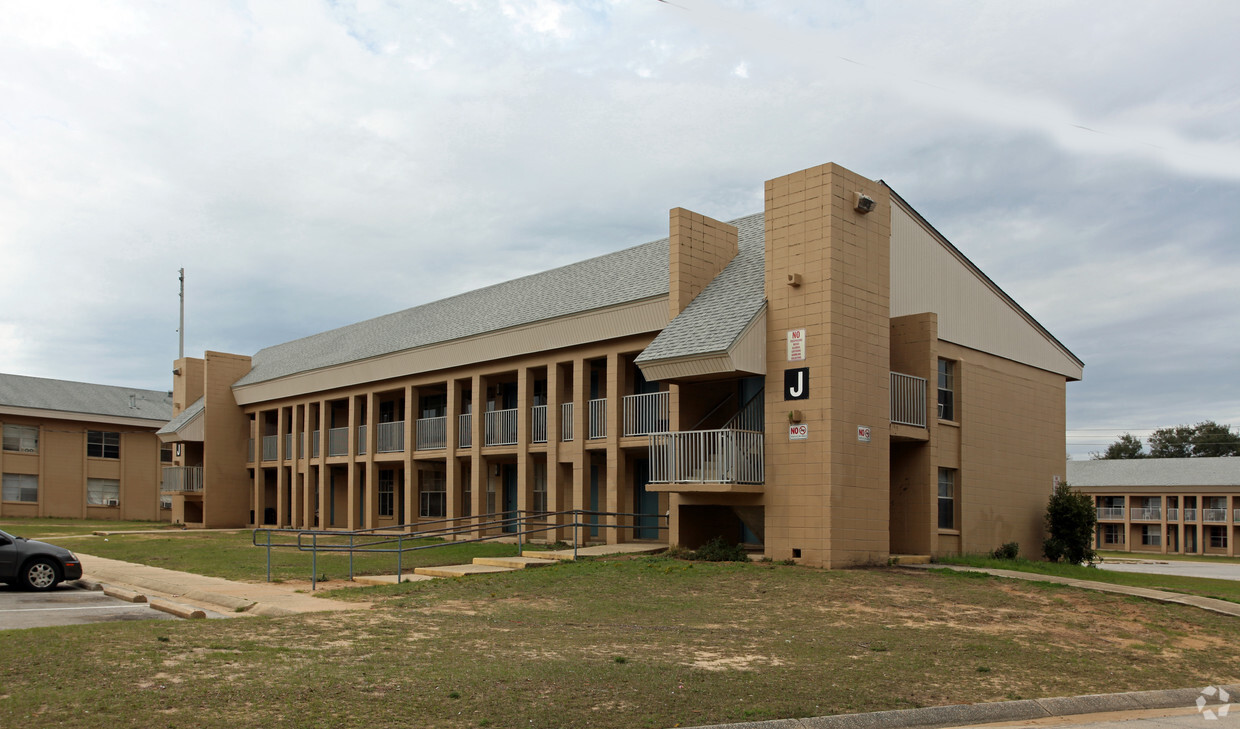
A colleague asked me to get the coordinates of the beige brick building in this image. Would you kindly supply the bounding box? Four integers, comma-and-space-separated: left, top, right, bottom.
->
158, 162, 1082, 567
0, 373, 173, 522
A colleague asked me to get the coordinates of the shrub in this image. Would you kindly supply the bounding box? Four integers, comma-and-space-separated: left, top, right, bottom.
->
691, 536, 750, 562
990, 542, 1020, 560
1043, 482, 1098, 565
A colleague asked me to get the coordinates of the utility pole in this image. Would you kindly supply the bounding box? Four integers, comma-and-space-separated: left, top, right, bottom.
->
178, 268, 185, 360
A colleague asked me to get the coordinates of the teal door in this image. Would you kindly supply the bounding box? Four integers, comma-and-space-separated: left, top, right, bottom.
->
633, 459, 659, 540
502, 464, 518, 533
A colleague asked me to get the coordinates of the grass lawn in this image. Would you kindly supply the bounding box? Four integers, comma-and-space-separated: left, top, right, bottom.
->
0, 516, 176, 537
1, 558, 1238, 729
936, 554, 1240, 604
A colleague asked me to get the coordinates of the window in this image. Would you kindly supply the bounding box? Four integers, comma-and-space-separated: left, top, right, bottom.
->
2, 424, 38, 453
378, 470, 395, 518
1209, 527, 1228, 549
1141, 525, 1161, 546
160, 495, 172, 510
937, 468, 956, 530
160, 443, 173, 463
420, 468, 446, 518
533, 461, 548, 515
1102, 524, 1124, 545
937, 359, 955, 421
87, 430, 120, 459
2, 473, 37, 502
87, 478, 120, 506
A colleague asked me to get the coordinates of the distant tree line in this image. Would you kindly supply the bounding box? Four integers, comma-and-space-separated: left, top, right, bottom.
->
1092, 421, 1239, 459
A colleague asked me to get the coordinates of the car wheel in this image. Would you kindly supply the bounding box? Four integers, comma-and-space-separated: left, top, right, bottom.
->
21, 558, 60, 591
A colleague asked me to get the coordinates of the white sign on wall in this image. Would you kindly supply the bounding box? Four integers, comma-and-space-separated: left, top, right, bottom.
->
789, 424, 808, 441
857, 426, 871, 442
786, 328, 806, 362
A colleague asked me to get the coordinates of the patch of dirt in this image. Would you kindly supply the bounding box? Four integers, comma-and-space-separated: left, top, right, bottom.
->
688, 651, 785, 672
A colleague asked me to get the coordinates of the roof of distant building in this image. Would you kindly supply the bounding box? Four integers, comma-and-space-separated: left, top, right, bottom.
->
0, 372, 173, 422
1068, 458, 1240, 488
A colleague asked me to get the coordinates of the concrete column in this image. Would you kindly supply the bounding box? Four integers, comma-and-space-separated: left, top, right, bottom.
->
605, 351, 625, 544
546, 361, 562, 540
316, 400, 328, 529
446, 380, 460, 524
276, 407, 288, 526
404, 385, 417, 528
572, 358, 588, 544
470, 374, 485, 528
364, 391, 377, 529
346, 398, 358, 530
517, 367, 532, 518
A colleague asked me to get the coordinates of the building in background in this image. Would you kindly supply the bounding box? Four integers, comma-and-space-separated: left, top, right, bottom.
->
0, 373, 173, 522
1069, 457, 1240, 556
157, 162, 1082, 567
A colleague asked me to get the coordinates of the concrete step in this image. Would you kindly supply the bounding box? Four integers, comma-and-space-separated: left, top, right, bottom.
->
889, 554, 932, 565
352, 573, 437, 586
472, 556, 554, 569
526, 543, 669, 561
413, 563, 515, 578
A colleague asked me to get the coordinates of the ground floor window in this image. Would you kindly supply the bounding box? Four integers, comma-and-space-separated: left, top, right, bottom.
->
87, 478, 120, 506
378, 470, 395, 517
937, 468, 955, 530
1208, 526, 1228, 549
160, 496, 172, 510
1141, 525, 1161, 546
532, 460, 547, 515
420, 468, 446, 518
2, 473, 37, 502
1102, 524, 1124, 545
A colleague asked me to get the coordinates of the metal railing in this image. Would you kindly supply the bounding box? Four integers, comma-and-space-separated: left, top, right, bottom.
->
532, 405, 547, 444
724, 391, 765, 432
1204, 508, 1227, 523
1130, 507, 1161, 521
161, 466, 203, 493
649, 428, 764, 484
253, 508, 669, 590
588, 398, 606, 439
485, 408, 519, 446
459, 414, 473, 448
1184, 508, 1197, 521
890, 372, 928, 427
623, 391, 669, 436
1235, 509, 1240, 523
416, 416, 446, 450
298, 432, 305, 459
311, 430, 321, 458
284, 434, 294, 460
1166, 508, 1179, 521
247, 438, 254, 463
561, 403, 574, 441
327, 427, 348, 456
357, 425, 367, 455
262, 435, 278, 462
377, 421, 404, 453
1095, 507, 1125, 520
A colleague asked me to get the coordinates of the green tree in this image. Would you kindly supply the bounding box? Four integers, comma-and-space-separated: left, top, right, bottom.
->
1092, 433, 1145, 460
1148, 421, 1239, 458
1148, 425, 1194, 458
1043, 482, 1097, 565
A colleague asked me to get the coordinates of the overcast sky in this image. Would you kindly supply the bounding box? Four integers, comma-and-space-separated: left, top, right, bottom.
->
2, 1, 1237, 458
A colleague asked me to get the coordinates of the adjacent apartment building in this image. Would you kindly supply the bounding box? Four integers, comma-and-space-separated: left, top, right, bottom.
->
157, 162, 1082, 567
0, 373, 173, 521
1069, 457, 1240, 557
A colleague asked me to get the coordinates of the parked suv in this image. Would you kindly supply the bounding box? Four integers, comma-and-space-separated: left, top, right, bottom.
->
0, 528, 83, 591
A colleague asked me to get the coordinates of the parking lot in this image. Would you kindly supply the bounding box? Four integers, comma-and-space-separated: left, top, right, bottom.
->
0, 583, 178, 630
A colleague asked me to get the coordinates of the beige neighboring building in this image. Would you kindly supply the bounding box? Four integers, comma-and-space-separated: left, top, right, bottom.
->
157, 162, 1082, 567
0, 373, 173, 522
1069, 458, 1240, 556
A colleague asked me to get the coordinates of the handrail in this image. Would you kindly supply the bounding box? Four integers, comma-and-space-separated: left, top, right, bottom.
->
253, 509, 668, 590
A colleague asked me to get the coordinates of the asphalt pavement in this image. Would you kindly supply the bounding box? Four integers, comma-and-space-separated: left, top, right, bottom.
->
0, 583, 179, 630
1097, 559, 1240, 582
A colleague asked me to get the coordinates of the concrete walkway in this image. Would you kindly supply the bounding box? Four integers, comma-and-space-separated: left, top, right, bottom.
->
905, 563, 1240, 617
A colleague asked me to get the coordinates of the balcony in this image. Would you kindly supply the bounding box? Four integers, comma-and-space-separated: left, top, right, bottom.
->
1184, 508, 1197, 521
1166, 508, 1179, 521
1130, 508, 1161, 521
1096, 507, 1125, 521
459, 414, 473, 448
1235, 509, 1240, 523
485, 408, 518, 446
161, 466, 203, 493
327, 427, 348, 457
561, 403, 574, 442
311, 430, 320, 458
532, 405, 548, 444
623, 392, 669, 437
261, 435, 278, 462
648, 429, 764, 491
298, 432, 305, 459
1204, 508, 1227, 523
889, 372, 927, 428
588, 399, 606, 439
357, 425, 367, 455
377, 421, 404, 453
416, 416, 446, 450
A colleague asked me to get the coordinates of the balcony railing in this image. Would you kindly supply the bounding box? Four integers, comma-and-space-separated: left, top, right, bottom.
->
623, 391, 669, 437
1166, 508, 1179, 521
649, 429, 764, 485
588, 399, 606, 439
261, 435, 278, 462
161, 466, 203, 493
1096, 507, 1125, 520
1130, 507, 1161, 521
889, 372, 928, 427
485, 408, 519, 446
357, 425, 367, 455
562, 403, 574, 441
298, 432, 305, 459
377, 421, 404, 453
416, 416, 446, 450
1204, 508, 1227, 523
459, 414, 473, 448
311, 430, 320, 458
1184, 508, 1197, 521
247, 438, 254, 463
1235, 509, 1240, 523
284, 434, 294, 460
327, 427, 348, 457
532, 405, 548, 444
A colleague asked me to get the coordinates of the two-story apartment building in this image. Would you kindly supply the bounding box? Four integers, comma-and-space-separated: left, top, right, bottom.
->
157, 162, 1082, 567
0, 373, 173, 521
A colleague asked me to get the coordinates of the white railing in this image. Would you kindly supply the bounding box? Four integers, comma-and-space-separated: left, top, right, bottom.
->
377, 421, 404, 453
284, 434, 293, 460
561, 403, 574, 441
311, 430, 320, 458
1235, 509, 1240, 523
458, 414, 473, 448
1096, 507, 1125, 520
298, 432, 305, 459
623, 391, 669, 437
161, 466, 203, 493
890, 372, 927, 427
327, 427, 348, 456
724, 391, 765, 432
649, 429, 764, 485
1184, 508, 1197, 521
589, 398, 607, 439
1166, 508, 1179, 521
1204, 508, 1227, 523
531, 405, 548, 444
485, 408, 519, 446
357, 425, 367, 455
1130, 507, 1161, 521
262, 435, 278, 462
416, 417, 446, 450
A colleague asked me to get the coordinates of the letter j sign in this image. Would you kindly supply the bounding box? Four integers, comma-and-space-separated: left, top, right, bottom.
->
784, 368, 809, 400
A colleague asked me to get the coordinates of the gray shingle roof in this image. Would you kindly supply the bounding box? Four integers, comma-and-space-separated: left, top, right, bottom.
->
1068, 458, 1240, 488
235, 237, 674, 387
157, 397, 204, 435
0, 373, 173, 422
636, 213, 766, 364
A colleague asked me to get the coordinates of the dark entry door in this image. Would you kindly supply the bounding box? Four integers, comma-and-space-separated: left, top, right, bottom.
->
501, 464, 518, 533
633, 458, 659, 540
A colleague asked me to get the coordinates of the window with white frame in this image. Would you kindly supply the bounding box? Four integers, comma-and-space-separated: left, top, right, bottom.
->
87, 430, 120, 459
420, 468, 446, 518
1102, 524, 1124, 545
2, 473, 38, 502
937, 359, 955, 421
378, 470, 395, 518
1141, 525, 1161, 546
533, 460, 548, 515
937, 468, 956, 530
87, 478, 120, 506
2, 424, 38, 453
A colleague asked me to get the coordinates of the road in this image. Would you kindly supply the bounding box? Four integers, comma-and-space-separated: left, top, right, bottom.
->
0, 583, 178, 630
1097, 559, 1240, 581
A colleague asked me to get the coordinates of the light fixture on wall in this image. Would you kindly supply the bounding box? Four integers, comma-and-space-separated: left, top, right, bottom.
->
786, 272, 802, 287
853, 192, 876, 214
